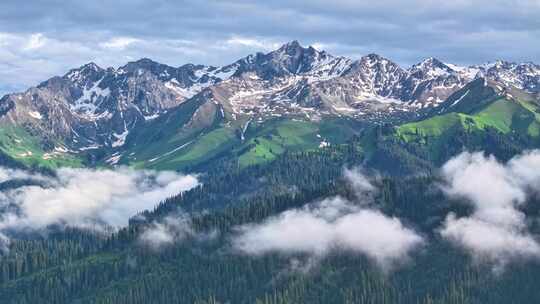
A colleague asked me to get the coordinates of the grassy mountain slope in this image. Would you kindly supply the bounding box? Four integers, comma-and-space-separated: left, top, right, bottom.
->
236, 117, 362, 168
113, 92, 365, 170
0, 123, 82, 168
375, 92, 540, 168
128, 117, 363, 170
398, 97, 540, 141
1, 75, 540, 174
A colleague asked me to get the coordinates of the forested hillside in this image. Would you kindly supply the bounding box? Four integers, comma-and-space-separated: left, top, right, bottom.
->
2, 129, 540, 303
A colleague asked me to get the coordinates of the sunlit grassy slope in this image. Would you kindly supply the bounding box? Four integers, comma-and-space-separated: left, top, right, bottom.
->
0, 123, 82, 168
236, 118, 362, 167
122, 115, 363, 170
397, 97, 540, 142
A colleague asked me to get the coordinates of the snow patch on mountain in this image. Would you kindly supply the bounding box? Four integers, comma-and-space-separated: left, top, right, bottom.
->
28, 111, 42, 120
112, 129, 129, 148
71, 78, 111, 120
450, 90, 470, 108
164, 79, 207, 100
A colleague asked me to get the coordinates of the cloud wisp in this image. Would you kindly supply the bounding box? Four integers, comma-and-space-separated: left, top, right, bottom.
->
0, 167, 199, 235
138, 214, 218, 251
232, 169, 423, 272
439, 151, 540, 270
343, 167, 377, 203
0, 167, 48, 183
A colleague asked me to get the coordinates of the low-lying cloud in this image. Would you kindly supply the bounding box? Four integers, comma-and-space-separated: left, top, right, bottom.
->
0, 167, 199, 235
439, 151, 540, 270
233, 170, 423, 271
343, 167, 377, 203
138, 214, 218, 251
138, 215, 193, 250
0, 167, 47, 183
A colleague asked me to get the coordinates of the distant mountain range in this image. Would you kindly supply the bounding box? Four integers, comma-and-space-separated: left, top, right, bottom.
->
1, 40, 539, 169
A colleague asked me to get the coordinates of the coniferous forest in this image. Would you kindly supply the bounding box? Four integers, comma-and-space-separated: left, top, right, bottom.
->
1, 128, 540, 303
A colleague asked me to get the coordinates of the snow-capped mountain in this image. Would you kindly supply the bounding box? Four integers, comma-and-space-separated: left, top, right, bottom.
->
478, 60, 540, 93
0, 58, 236, 150
404, 57, 475, 107
204, 50, 484, 122
226, 40, 352, 81
0, 40, 539, 155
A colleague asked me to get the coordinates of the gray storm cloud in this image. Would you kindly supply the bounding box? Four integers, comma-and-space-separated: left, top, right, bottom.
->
0, 167, 199, 234
232, 169, 423, 271
439, 151, 540, 270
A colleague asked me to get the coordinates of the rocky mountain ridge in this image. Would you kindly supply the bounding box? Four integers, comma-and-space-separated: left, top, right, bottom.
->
0, 40, 538, 156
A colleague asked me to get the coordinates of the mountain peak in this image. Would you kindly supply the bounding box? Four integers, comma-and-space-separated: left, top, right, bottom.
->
361, 53, 393, 63
341, 53, 402, 78
229, 40, 339, 79
81, 62, 103, 71
413, 57, 448, 69
125, 57, 162, 68
67, 62, 104, 75
410, 57, 455, 78
64, 62, 105, 83
423, 57, 445, 65
133, 57, 159, 65
278, 40, 302, 51
481, 59, 514, 70
272, 40, 307, 59
358, 54, 398, 68
120, 58, 175, 76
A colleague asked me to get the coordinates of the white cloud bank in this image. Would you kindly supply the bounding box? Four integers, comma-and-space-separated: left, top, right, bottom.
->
232, 169, 423, 271
0, 167, 199, 233
439, 151, 540, 270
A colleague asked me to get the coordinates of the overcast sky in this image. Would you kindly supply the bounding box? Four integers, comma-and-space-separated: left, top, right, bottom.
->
0, 0, 538, 95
